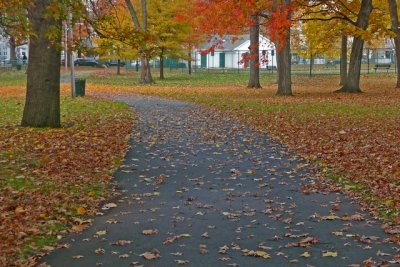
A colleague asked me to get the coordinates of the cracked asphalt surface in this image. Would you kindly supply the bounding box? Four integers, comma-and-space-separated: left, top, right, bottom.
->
40, 95, 400, 266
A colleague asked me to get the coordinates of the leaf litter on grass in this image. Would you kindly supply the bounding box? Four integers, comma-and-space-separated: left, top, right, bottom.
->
0, 87, 133, 266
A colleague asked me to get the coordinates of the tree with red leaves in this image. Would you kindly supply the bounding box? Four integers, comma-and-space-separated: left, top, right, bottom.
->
189, 0, 293, 94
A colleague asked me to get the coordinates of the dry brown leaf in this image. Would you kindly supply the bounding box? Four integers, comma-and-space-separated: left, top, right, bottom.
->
140, 249, 160, 260
142, 229, 159, 235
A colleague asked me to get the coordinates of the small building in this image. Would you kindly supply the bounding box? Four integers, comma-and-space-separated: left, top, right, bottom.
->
194, 34, 277, 69
0, 35, 29, 61
0, 35, 10, 61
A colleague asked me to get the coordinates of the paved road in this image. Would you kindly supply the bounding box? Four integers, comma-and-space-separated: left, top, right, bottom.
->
40, 95, 399, 266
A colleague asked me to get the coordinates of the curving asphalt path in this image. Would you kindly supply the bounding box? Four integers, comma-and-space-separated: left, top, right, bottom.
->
40, 95, 400, 266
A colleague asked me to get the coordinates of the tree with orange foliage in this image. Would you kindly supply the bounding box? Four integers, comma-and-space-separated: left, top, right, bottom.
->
189, 0, 292, 94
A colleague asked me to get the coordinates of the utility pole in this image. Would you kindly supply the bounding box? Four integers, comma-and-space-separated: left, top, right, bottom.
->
68, 7, 76, 98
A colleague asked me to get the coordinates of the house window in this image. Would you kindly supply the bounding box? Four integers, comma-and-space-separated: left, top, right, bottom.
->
211, 51, 214, 57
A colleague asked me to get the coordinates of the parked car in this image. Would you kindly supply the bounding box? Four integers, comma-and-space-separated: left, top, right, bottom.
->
74, 58, 98, 67
105, 59, 126, 67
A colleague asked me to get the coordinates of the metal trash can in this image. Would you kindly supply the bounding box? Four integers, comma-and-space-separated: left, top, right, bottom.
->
75, 78, 86, 97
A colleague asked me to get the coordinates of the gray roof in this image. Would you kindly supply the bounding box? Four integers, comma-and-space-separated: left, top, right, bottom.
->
198, 34, 250, 51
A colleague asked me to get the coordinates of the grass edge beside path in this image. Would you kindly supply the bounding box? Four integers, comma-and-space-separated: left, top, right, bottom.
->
0, 95, 134, 266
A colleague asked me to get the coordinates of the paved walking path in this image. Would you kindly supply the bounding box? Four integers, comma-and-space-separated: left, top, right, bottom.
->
41, 95, 399, 266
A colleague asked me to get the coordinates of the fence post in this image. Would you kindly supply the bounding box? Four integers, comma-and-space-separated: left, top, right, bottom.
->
237, 51, 240, 73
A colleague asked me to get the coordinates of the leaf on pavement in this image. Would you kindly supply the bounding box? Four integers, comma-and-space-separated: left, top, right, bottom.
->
140, 249, 161, 260
142, 229, 159, 235
322, 251, 338, 257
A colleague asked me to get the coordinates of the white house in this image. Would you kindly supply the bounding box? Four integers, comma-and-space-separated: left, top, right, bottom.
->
0, 35, 29, 61
0, 35, 10, 61
194, 34, 277, 69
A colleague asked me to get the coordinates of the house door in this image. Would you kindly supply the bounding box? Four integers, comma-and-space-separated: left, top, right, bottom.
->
219, 53, 225, 68
201, 54, 207, 68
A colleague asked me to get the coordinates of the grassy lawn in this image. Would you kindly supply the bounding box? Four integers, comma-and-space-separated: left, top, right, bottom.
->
87, 69, 400, 221
0, 71, 133, 265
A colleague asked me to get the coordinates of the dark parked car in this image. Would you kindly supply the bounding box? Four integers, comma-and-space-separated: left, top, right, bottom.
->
74, 58, 98, 67
105, 59, 126, 67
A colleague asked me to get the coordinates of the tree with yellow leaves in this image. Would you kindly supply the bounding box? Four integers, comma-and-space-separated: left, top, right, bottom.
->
147, 0, 193, 79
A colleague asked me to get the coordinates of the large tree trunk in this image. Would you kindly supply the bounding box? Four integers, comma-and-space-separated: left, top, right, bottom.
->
338, 0, 372, 93
276, 28, 292, 95
160, 55, 165, 79
388, 0, 400, 88
340, 34, 348, 85
21, 0, 61, 128
247, 14, 261, 88
140, 56, 154, 83
9, 36, 16, 61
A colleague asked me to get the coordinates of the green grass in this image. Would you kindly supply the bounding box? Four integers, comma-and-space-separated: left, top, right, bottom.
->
0, 71, 27, 86
19, 234, 58, 260
0, 98, 24, 126
0, 96, 131, 128
60, 97, 131, 127
89, 70, 277, 86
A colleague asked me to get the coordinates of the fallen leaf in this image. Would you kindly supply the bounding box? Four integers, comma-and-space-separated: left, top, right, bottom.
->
300, 251, 311, 258
111, 240, 132, 246
175, 260, 190, 265
170, 252, 183, 256
322, 251, 338, 257
72, 255, 84, 259
95, 248, 105, 254
140, 249, 160, 260
72, 224, 89, 232
102, 203, 117, 210
76, 206, 86, 215
142, 229, 158, 235
95, 230, 107, 236
106, 219, 119, 224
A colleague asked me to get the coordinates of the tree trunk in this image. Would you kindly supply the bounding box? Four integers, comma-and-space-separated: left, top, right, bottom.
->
21, 0, 61, 128
188, 51, 192, 75
393, 37, 400, 88
247, 14, 261, 88
340, 34, 348, 85
388, 0, 400, 88
274, 0, 292, 95
117, 59, 121, 75
338, 0, 372, 93
9, 36, 16, 61
276, 28, 292, 95
140, 56, 154, 83
160, 56, 164, 79
309, 53, 314, 77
